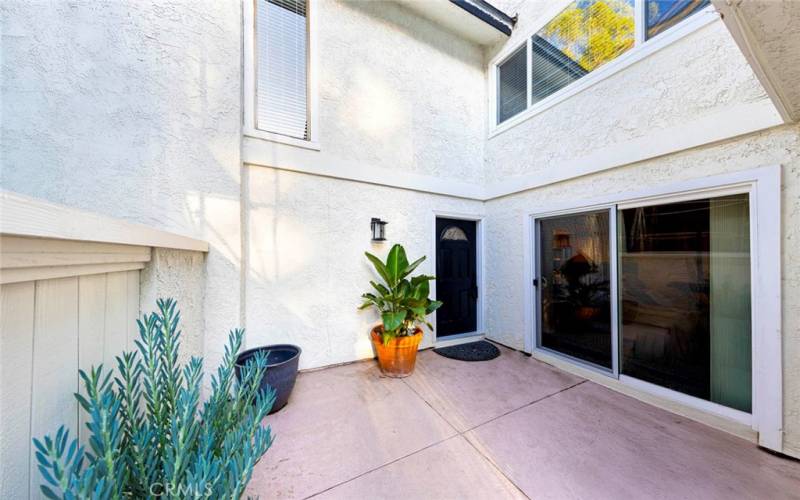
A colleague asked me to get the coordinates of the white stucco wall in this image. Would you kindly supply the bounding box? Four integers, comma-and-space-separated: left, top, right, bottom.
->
1, 0, 243, 373
478, 1, 799, 457
483, 9, 774, 185
238, 0, 488, 369
243, 0, 487, 188
319, 0, 486, 183
139, 248, 207, 364
482, 123, 800, 458
2, 0, 798, 460
736, 0, 800, 118
1, 0, 489, 373
244, 165, 483, 369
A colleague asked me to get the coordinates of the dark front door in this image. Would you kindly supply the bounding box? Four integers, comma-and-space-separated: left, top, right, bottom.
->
435, 218, 478, 338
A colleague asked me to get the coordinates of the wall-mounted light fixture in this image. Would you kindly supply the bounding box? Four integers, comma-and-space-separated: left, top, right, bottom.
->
370, 218, 387, 242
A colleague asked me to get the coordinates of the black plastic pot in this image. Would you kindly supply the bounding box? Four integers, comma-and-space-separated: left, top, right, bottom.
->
235, 344, 301, 414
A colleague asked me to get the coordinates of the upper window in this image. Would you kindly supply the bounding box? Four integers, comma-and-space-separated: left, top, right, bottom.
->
256, 0, 309, 140
532, 0, 634, 106
495, 0, 710, 125
498, 46, 528, 124
645, 0, 710, 39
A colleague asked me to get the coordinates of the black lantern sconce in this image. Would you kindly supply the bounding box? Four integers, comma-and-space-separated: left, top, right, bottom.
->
370, 218, 387, 242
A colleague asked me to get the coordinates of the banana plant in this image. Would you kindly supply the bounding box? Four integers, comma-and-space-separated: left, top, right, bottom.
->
360, 244, 443, 345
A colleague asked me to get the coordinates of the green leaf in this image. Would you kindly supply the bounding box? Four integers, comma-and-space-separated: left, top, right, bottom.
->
396, 280, 411, 299
381, 311, 405, 332
359, 293, 383, 310
385, 244, 409, 286
400, 255, 426, 280
410, 306, 426, 317
426, 300, 444, 313
410, 274, 434, 286
369, 281, 390, 297
364, 252, 392, 286
412, 279, 430, 300
40, 485, 60, 500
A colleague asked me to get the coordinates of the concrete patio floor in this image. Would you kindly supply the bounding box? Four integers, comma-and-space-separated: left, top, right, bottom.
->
248, 344, 800, 499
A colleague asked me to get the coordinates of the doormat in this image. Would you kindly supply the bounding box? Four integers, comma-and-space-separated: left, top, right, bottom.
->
433, 341, 500, 362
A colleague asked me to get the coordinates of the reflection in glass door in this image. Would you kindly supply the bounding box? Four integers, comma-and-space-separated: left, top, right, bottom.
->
618, 194, 752, 412
532, 192, 753, 415
537, 210, 613, 369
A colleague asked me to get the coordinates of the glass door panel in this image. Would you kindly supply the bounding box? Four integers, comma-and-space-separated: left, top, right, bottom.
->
618, 194, 751, 412
538, 210, 612, 369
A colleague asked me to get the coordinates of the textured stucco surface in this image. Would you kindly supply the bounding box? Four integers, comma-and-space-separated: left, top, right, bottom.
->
312, 0, 486, 184
484, 14, 769, 184
244, 165, 483, 369
244, 0, 487, 185
736, 0, 800, 120
482, 123, 800, 458
2, 0, 798, 461
0, 0, 243, 375
139, 248, 207, 365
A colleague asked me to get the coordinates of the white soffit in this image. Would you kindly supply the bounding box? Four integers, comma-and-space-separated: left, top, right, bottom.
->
396, 0, 511, 45
713, 0, 800, 123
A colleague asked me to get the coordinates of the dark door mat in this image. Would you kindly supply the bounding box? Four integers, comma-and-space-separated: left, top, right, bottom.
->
433, 340, 500, 362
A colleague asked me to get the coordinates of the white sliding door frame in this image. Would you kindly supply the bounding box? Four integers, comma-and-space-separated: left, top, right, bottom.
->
531, 205, 619, 377
523, 165, 782, 452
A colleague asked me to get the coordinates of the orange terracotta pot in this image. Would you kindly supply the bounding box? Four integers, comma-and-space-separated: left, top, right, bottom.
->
370, 327, 423, 378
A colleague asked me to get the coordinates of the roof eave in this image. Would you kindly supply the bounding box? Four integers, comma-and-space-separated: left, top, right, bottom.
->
449, 0, 516, 37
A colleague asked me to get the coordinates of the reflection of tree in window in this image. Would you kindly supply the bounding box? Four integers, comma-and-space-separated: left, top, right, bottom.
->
540, 0, 634, 72
529, 0, 633, 105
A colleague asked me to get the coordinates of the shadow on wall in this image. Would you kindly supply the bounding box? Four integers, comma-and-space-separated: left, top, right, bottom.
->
242, 166, 380, 369
2, 1, 242, 235
1, 1, 246, 389
339, 0, 484, 66
241, 164, 477, 370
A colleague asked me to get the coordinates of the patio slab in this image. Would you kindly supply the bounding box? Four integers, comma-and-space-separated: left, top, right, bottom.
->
248, 346, 800, 499
315, 436, 526, 499
404, 344, 583, 431
247, 360, 457, 499
466, 381, 800, 499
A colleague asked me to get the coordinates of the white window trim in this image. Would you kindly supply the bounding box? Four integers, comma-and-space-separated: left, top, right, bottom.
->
488, 2, 719, 139
522, 165, 783, 453
243, 0, 320, 151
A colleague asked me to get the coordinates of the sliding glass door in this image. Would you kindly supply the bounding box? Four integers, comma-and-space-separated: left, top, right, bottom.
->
534, 192, 752, 413
537, 210, 613, 369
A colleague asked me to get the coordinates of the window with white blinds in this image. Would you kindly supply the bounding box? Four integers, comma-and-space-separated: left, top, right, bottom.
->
493, 0, 710, 127
531, 0, 634, 105
256, 0, 308, 140
497, 46, 528, 124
